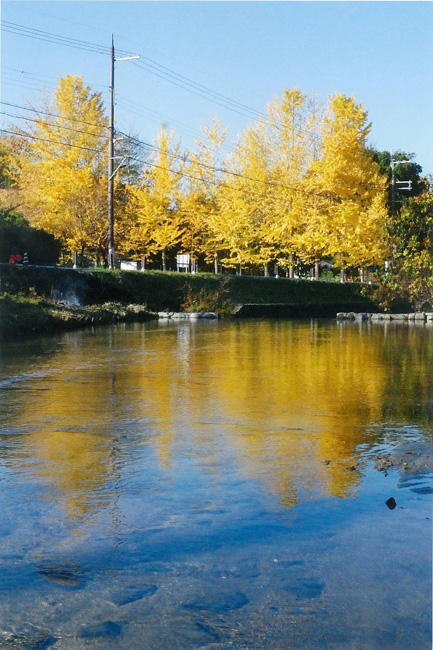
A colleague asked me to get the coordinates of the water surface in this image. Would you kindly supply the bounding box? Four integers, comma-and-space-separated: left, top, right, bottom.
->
0, 319, 431, 648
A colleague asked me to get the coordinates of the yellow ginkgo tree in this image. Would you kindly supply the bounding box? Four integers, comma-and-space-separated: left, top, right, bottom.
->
305, 94, 389, 279
215, 123, 277, 274
125, 127, 184, 270
178, 120, 227, 273
17, 75, 109, 263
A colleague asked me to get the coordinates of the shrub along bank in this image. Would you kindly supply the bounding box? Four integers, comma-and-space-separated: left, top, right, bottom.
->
0, 265, 376, 314
0, 294, 156, 339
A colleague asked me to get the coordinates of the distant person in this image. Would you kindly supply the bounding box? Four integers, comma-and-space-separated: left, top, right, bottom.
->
9, 251, 23, 264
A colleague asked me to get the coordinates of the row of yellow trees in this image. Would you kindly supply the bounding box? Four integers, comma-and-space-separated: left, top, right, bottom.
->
2, 75, 390, 275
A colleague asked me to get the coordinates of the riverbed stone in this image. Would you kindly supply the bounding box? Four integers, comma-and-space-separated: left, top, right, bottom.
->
183, 591, 249, 613
111, 584, 158, 606
375, 441, 433, 475
283, 578, 325, 600
336, 312, 356, 320
37, 564, 84, 588
79, 621, 122, 639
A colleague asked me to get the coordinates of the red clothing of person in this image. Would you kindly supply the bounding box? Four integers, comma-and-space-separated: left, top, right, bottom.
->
9, 253, 23, 264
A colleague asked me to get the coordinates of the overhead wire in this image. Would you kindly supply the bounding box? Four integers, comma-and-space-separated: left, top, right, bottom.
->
0, 101, 109, 130
2, 20, 312, 137
0, 111, 107, 139
0, 128, 105, 154
1, 21, 130, 57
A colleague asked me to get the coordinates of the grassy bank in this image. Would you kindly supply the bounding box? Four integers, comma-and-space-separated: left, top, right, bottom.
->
0, 294, 156, 339
0, 265, 376, 313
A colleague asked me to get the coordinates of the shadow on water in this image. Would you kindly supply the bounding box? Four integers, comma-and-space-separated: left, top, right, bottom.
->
0, 319, 431, 648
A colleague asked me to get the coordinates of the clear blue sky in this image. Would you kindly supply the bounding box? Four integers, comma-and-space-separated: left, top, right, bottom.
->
2, 1, 432, 173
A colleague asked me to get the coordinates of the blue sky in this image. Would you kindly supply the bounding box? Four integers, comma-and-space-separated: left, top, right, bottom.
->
2, 1, 432, 173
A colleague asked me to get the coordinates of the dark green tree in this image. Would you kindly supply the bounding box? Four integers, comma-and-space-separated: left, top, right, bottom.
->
373, 189, 433, 310
0, 209, 61, 265
368, 149, 426, 214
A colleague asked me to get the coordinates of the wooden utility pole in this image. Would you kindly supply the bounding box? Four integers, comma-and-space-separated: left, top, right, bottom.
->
107, 36, 115, 269
107, 37, 139, 269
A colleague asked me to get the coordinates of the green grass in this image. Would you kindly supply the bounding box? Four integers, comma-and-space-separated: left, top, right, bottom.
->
0, 265, 376, 313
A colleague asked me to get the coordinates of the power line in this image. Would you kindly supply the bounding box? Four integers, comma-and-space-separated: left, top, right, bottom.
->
0, 128, 104, 154
0, 101, 109, 130
1, 21, 127, 57
3, 20, 315, 138
0, 111, 106, 139
3, 65, 109, 90
118, 131, 314, 192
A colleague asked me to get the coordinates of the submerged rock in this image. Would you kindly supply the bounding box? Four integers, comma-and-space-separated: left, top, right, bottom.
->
0, 630, 57, 649
283, 579, 325, 600
385, 497, 397, 510
79, 621, 122, 639
37, 564, 84, 588
183, 591, 249, 613
111, 584, 158, 606
375, 441, 433, 475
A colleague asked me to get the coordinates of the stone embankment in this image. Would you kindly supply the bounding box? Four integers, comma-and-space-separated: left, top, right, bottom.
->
158, 312, 218, 320
337, 312, 433, 322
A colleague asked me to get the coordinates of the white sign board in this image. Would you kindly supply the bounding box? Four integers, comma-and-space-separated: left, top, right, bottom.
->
120, 261, 139, 271
176, 254, 190, 266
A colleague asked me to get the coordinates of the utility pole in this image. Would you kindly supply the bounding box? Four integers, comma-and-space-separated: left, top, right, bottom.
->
107, 37, 139, 269
107, 36, 115, 269
390, 155, 413, 215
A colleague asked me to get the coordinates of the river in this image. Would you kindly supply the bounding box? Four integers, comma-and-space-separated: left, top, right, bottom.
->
0, 319, 431, 648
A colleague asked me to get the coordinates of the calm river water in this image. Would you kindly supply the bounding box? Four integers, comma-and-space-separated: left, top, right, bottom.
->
0, 319, 432, 649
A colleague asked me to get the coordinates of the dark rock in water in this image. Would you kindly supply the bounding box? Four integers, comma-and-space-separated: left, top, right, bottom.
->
283, 579, 325, 600
376, 457, 393, 472
28, 636, 58, 650
37, 564, 83, 588
385, 497, 397, 510
79, 621, 122, 639
375, 441, 433, 475
411, 486, 433, 495
183, 591, 249, 613
195, 620, 221, 642
111, 584, 158, 606
0, 630, 57, 649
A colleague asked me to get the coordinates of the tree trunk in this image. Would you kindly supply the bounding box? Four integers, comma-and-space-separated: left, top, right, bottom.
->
263, 263, 269, 277
340, 268, 346, 283
162, 250, 166, 271
72, 251, 77, 269
288, 254, 295, 279
359, 267, 364, 283
238, 265, 242, 276
314, 260, 320, 280
214, 254, 218, 274
141, 256, 146, 272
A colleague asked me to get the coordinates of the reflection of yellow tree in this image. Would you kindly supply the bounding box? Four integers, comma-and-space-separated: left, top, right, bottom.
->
4, 321, 430, 521
6, 341, 121, 521
155, 321, 389, 501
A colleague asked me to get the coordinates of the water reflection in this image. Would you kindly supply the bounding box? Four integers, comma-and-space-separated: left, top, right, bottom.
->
0, 320, 431, 648
0, 320, 431, 520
